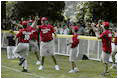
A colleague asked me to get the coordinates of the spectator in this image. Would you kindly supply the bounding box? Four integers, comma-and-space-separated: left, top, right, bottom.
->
77, 23, 85, 35
96, 19, 104, 34
85, 22, 95, 36
63, 24, 70, 35
59, 24, 64, 34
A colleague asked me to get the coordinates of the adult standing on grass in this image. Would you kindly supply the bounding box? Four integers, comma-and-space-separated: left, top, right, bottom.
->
91, 22, 112, 76
33, 17, 60, 70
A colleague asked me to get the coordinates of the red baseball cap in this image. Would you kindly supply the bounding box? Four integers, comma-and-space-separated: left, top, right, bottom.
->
102, 22, 109, 27
72, 26, 79, 31
41, 17, 48, 21
22, 21, 28, 25
28, 20, 33, 23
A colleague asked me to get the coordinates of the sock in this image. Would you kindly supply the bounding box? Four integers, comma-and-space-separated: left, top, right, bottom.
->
22, 60, 28, 70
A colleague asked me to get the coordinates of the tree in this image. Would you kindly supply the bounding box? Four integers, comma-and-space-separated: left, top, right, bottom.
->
14, 1, 65, 21
1, 1, 6, 19
6, 1, 17, 18
75, 1, 117, 23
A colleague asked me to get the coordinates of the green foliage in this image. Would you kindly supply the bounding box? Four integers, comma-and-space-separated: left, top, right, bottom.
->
6, 1, 17, 18
1, 1, 6, 19
2, 1, 117, 23
14, 1, 65, 22
76, 1, 117, 22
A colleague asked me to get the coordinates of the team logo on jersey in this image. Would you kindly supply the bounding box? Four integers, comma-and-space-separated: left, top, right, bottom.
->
22, 31, 32, 40
31, 30, 36, 33
41, 29, 50, 33
22, 31, 32, 35
108, 33, 112, 37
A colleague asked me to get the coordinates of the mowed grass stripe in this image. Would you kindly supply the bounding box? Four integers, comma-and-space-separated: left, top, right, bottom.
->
1, 49, 117, 78
2, 65, 42, 78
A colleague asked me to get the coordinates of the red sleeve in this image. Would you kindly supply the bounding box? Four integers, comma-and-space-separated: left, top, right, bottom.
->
16, 30, 22, 38
34, 31, 39, 41
20, 21, 23, 25
37, 25, 41, 32
50, 26, 55, 33
38, 25, 41, 28
99, 32, 105, 39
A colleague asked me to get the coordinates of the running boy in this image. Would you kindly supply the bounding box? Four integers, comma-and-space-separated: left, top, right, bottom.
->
91, 22, 112, 75
67, 26, 80, 73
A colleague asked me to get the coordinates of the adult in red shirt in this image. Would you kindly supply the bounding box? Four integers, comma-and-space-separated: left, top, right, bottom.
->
92, 22, 112, 75
36, 17, 60, 70
14, 21, 31, 72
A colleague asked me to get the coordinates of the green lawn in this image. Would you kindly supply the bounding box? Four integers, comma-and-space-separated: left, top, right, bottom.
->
1, 49, 117, 78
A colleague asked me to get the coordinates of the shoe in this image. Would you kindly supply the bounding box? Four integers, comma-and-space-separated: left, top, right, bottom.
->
110, 64, 117, 69
36, 61, 41, 65
19, 58, 25, 66
38, 65, 44, 70
22, 69, 28, 72
54, 65, 60, 70
68, 69, 76, 73
101, 72, 109, 76
74, 67, 79, 72
7, 57, 10, 59
11, 56, 15, 59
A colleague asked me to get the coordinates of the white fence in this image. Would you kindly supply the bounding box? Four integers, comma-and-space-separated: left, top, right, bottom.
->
54, 38, 102, 61
1, 31, 117, 62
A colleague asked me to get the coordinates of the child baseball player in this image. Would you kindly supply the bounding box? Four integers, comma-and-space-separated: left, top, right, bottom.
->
13, 21, 31, 72
111, 30, 117, 69
91, 22, 112, 76
27, 20, 41, 65
67, 26, 80, 73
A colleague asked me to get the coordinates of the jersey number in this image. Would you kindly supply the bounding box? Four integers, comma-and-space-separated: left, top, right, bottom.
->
24, 35, 30, 40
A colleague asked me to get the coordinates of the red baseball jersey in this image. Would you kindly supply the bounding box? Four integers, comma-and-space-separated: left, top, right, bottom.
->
100, 30, 112, 53
27, 26, 39, 42
16, 28, 32, 43
71, 34, 79, 48
20, 21, 23, 25
38, 24, 55, 42
114, 32, 117, 45
20, 20, 28, 25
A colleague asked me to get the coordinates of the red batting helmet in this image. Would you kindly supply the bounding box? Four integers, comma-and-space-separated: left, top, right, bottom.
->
41, 17, 48, 21
102, 22, 109, 27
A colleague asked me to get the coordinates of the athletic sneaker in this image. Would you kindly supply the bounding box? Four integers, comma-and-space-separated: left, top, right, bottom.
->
22, 69, 28, 72
19, 58, 25, 66
38, 65, 44, 70
110, 64, 117, 69
11, 56, 15, 59
68, 69, 76, 73
36, 61, 41, 65
54, 65, 60, 70
101, 72, 109, 76
74, 67, 79, 72
8, 57, 10, 59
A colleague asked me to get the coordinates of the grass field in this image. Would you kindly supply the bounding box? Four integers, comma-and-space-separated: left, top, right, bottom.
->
1, 48, 117, 78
